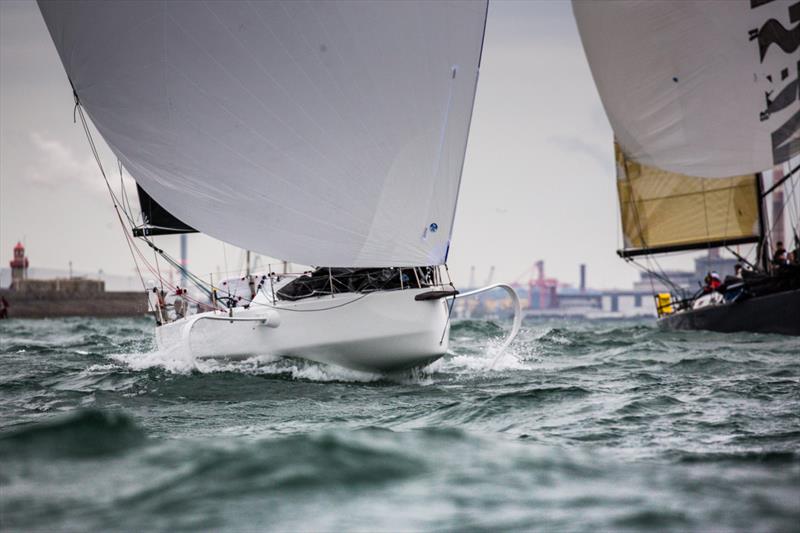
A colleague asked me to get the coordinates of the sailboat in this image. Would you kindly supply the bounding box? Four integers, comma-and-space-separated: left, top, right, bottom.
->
572, 0, 800, 336
37, 1, 521, 371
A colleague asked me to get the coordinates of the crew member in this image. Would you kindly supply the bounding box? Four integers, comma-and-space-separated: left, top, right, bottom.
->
174, 287, 186, 319
150, 287, 162, 325
703, 272, 722, 293
772, 241, 787, 266
157, 289, 168, 322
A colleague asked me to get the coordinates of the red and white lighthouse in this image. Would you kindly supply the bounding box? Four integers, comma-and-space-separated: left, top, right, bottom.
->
9, 242, 29, 285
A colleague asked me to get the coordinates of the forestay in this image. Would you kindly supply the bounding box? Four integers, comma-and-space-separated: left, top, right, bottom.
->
38, 1, 487, 267
573, 0, 799, 178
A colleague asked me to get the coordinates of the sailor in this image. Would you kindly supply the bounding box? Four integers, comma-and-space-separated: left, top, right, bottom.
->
721, 265, 746, 302
248, 275, 257, 300
703, 272, 722, 293
772, 241, 787, 266
173, 287, 186, 319
724, 264, 744, 286
157, 289, 168, 322
149, 287, 163, 325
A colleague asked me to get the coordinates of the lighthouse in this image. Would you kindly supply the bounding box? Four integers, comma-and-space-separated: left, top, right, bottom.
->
9, 242, 29, 287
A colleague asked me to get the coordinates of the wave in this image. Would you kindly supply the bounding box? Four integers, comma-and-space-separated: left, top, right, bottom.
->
669, 450, 799, 464
108, 349, 441, 386
0, 409, 146, 459
449, 319, 506, 337
129, 428, 432, 500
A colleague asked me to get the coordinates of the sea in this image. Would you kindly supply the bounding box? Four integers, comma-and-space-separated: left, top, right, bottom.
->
1, 317, 798, 532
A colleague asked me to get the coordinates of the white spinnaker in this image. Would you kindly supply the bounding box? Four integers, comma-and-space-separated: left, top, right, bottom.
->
573, 0, 799, 178
38, 0, 487, 267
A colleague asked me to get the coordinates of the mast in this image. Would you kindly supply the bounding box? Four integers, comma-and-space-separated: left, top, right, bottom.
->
180, 234, 188, 288
756, 165, 799, 272
755, 172, 769, 272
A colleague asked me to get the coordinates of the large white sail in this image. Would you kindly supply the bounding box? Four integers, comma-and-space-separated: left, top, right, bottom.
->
38, 0, 487, 267
573, 0, 799, 178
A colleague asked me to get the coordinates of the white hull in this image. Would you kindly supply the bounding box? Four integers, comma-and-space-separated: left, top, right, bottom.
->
156, 288, 451, 372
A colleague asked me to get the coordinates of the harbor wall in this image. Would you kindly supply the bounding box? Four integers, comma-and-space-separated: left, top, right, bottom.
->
0, 289, 148, 318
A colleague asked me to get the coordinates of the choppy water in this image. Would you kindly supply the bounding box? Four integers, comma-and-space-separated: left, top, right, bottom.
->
1, 317, 798, 532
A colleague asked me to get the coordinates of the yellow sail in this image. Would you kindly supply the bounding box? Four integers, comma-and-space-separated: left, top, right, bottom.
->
616, 143, 761, 257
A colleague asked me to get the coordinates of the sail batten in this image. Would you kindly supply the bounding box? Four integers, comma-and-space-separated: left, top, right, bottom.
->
38, 0, 488, 267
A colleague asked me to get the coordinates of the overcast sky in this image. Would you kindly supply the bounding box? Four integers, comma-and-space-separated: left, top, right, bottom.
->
1, 0, 791, 290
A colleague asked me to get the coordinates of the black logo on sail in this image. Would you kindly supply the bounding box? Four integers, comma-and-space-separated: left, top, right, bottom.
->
750, 0, 800, 165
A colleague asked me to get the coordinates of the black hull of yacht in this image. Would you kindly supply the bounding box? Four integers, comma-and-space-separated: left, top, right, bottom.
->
657, 288, 800, 336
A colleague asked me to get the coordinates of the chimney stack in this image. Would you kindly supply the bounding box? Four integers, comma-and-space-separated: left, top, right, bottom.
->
579, 263, 586, 292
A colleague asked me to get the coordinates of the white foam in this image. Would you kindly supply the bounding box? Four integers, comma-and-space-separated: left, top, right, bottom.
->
250, 359, 383, 382
85, 363, 117, 373
443, 336, 527, 373
105, 333, 523, 383
105, 346, 450, 385
106, 347, 384, 383
109, 341, 196, 374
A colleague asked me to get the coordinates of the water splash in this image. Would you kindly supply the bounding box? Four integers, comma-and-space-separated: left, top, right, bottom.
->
110, 342, 196, 374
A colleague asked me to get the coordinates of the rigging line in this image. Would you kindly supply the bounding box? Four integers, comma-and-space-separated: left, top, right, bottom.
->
725, 245, 757, 270
128, 229, 209, 295
787, 167, 799, 222
76, 106, 139, 229
624, 169, 680, 296
786, 173, 800, 245
118, 160, 137, 225
140, 239, 213, 298
153, 246, 209, 290
621, 163, 658, 296
760, 163, 799, 198
130, 241, 213, 310
625, 256, 689, 301
74, 102, 148, 293
123, 231, 175, 293
127, 237, 216, 310
768, 171, 799, 237
625, 256, 686, 299
152, 240, 164, 293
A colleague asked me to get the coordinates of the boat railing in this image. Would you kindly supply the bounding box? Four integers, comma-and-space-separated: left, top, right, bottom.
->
451, 283, 522, 368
